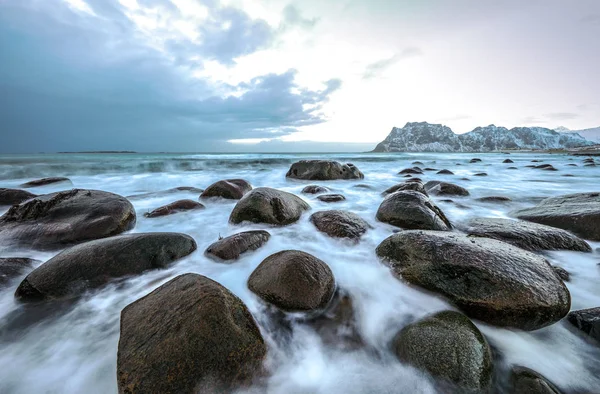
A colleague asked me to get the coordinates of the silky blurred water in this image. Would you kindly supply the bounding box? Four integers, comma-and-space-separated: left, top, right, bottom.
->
0, 152, 599, 393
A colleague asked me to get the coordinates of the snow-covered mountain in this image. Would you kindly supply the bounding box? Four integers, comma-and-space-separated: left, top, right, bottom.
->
372, 122, 595, 152
555, 126, 600, 143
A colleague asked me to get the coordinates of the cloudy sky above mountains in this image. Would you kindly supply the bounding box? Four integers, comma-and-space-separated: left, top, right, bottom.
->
1, 0, 599, 152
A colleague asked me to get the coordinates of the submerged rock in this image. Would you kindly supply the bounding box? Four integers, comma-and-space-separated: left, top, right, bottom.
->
15, 233, 196, 301
0, 189, 136, 249
19, 177, 71, 188
308, 290, 363, 350
200, 179, 252, 200
302, 185, 329, 194
382, 182, 428, 196
567, 307, 600, 344
286, 160, 364, 180
0, 188, 36, 206
205, 230, 270, 261
475, 196, 512, 203
503, 159, 514, 163
376, 190, 452, 230
512, 192, 600, 241
510, 366, 562, 394
398, 167, 423, 175
424, 181, 470, 197
0, 258, 38, 286
229, 187, 310, 226
376, 231, 570, 330
144, 199, 204, 218
437, 169, 454, 175
310, 210, 371, 240
470, 158, 483, 163
118, 273, 266, 394
317, 194, 346, 203
464, 218, 591, 252
392, 311, 492, 392
473, 172, 488, 176
248, 250, 335, 313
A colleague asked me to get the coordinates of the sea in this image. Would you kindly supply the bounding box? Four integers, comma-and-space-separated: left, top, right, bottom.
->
0, 152, 599, 393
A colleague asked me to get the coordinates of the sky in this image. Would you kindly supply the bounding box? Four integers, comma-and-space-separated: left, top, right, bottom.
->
0, 0, 599, 153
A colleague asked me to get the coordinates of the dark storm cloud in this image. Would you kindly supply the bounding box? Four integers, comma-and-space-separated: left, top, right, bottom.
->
362, 47, 423, 79
0, 1, 340, 153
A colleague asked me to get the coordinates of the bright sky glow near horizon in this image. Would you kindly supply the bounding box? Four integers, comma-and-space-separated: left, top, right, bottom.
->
0, 0, 599, 152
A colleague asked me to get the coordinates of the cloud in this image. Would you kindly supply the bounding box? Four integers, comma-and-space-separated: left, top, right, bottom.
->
363, 47, 423, 79
281, 4, 319, 30
521, 116, 547, 124
580, 14, 600, 26
545, 112, 580, 120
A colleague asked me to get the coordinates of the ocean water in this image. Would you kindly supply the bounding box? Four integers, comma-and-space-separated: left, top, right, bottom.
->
0, 152, 599, 394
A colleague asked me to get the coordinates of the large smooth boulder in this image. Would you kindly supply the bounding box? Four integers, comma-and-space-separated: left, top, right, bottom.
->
117, 274, 266, 394
286, 160, 364, 180
382, 182, 428, 196
567, 307, 600, 344
376, 231, 570, 330
229, 187, 310, 226
376, 190, 452, 230
200, 179, 252, 200
464, 218, 591, 252
19, 177, 71, 188
310, 210, 371, 240
0, 189, 136, 249
144, 199, 204, 218
0, 258, 38, 286
14, 233, 197, 301
510, 366, 562, 394
248, 250, 335, 312
392, 311, 492, 391
0, 188, 36, 206
205, 230, 270, 261
425, 181, 470, 196
512, 192, 600, 241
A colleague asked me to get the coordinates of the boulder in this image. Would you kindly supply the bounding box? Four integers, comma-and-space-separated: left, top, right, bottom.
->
317, 194, 346, 203
503, 159, 514, 163
552, 266, 570, 282
392, 311, 492, 392
398, 168, 423, 175
437, 169, 454, 175
229, 187, 310, 226
567, 307, 600, 344
376, 231, 571, 330
0, 258, 38, 286
412, 161, 424, 165
144, 199, 204, 218
512, 192, 600, 241
302, 185, 329, 194
473, 172, 488, 176
475, 196, 512, 203
425, 181, 470, 197
382, 182, 428, 196
205, 230, 270, 261
310, 210, 371, 240
470, 158, 483, 163
567, 164, 578, 167
117, 274, 266, 394
19, 177, 71, 188
376, 191, 452, 230
200, 179, 252, 200
0, 188, 37, 206
424, 168, 438, 171
464, 218, 591, 252
508, 166, 518, 170
510, 366, 562, 394
286, 160, 364, 180
0, 189, 136, 249
248, 250, 335, 312
15, 233, 197, 301
534, 164, 558, 171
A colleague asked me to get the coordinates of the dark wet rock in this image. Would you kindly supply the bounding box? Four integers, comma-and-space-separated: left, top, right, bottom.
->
302, 185, 330, 194
144, 199, 204, 218
376, 231, 571, 330
376, 191, 452, 230
584, 163, 596, 167
460, 177, 470, 181
0, 189, 37, 206
117, 273, 266, 394
229, 187, 310, 226
469, 158, 482, 163
532, 160, 543, 163
503, 159, 514, 163
352, 184, 374, 190
15, 233, 197, 302
567, 164, 578, 167
205, 230, 270, 261
317, 194, 346, 203
562, 174, 575, 177
310, 210, 371, 240
464, 218, 591, 252
552, 266, 570, 282
382, 182, 428, 196
19, 177, 71, 188
0, 258, 38, 286
406, 177, 423, 183
510, 366, 562, 394
437, 169, 454, 175
392, 311, 492, 392
473, 172, 488, 176
309, 290, 363, 350
424, 181, 470, 197
476, 196, 512, 203
412, 161, 424, 165
286, 160, 364, 180
127, 187, 204, 200
248, 250, 335, 313
583, 158, 595, 163
567, 307, 600, 344
399, 167, 423, 175
525, 165, 536, 168
512, 192, 600, 241
508, 166, 518, 170
534, 164, 558, 171
424, 168, 438, 171
0, 189, 136, 249
200, 179, 252, 200
402, 174, 412, 178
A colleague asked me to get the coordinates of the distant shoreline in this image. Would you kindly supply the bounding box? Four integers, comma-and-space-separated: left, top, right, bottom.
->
57, 151, 138, 154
